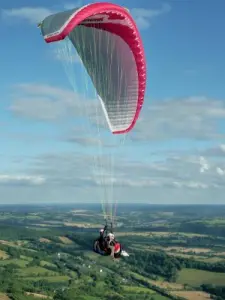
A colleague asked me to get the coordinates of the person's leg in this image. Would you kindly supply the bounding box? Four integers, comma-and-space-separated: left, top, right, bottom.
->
108, 244, 115, 258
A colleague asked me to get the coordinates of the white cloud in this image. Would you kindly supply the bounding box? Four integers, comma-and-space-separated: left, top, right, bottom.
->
8, 83, 225, 145
1, 146, 225, 203
8, 83, 98, 121
0, 174, 45, 186
1, 3, 170, 30
217, 167, 225, 176
63, 2, 83, 10
66, 136, 102, 147
24, 150, 225, 191
3, 82, 225, 204
201, 144, 225, 157
131, 3, 171, 30
0, 3, 80, 24
199, 156, 210, 173
132, 96, 225, 141
1, 7, 54, 24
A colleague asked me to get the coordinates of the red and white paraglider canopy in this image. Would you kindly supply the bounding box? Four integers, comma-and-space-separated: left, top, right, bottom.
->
40, 2, 146, 134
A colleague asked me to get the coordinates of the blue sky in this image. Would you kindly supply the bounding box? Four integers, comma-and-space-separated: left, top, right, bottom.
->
0, 0, 225, 206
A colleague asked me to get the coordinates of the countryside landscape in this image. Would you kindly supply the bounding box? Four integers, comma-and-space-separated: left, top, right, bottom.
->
0, 0, 224, 300
0, 204, 225, 300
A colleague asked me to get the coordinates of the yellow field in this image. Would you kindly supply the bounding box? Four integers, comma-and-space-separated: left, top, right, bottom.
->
117, 231, 208, 238
167, 251, 225, 263
117, 231, 171, 237
131, 272, 184, 291
34, 224, 57, 227
59, 236, 73, 244
0, 239, 17, 247
26, 292, 51, 299
39, 238, 51, 243
70, 209, 88, 213
64, 222, 101, 228
165, 247, 211, 254
133, 245, 225, 263
215, 251, 225, 256
0, 250, 9, 259
149, 279, 184, 291
171, 291, 211, 300
0, 293, 10, 300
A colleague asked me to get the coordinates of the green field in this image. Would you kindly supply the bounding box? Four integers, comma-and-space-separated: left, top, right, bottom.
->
152, 296, 171, 300
19, 266, 58, 276
0, 258, 28, 267
40, 260, 56, 268
0, 204, 225, 300
122, 285, 155, 293
122, 286, 170, 300
20, 255, 33, 261
177, 268, 225, 286
24, 275, 70, 282
201, 218, 225, 225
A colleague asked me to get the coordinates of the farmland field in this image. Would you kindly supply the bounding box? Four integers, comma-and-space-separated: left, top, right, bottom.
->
0, 204, 225, 300
177, 268, 225, 286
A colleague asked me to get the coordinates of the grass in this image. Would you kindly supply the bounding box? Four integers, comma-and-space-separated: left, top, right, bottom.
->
85, 251, 98, 260
131, 272, 184, 291
201, 218, 225, 225
117, 232, 171, 237
19, 266, 58, 276
26, 215, 42, 220
152, 296, 171, 300
0, 240, 37, 253
24, 276, 69, 282
164, 246, 211, 253
202, 257, 225, 263
84, 297, 103, 300
177, 268, 225, 286
134, 245, 225, 263
167, 251, 225, 263
40, 261, 56, 268
122, 285, 155, 294
20, 255, 33, 261
0, 258, 28, 267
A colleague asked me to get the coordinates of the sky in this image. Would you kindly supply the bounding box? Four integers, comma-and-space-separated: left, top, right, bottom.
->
0, 0, 225, 205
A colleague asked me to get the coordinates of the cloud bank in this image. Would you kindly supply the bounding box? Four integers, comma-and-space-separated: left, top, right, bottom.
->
1, 82, 225, 204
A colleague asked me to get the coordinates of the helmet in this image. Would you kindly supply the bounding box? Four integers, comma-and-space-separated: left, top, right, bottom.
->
99, 229, 104, 233
108, 233, 115, 240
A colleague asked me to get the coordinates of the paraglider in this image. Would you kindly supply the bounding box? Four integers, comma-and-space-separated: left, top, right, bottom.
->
38, 2, 146, 259
93, 226, 120, 258
93, 224, 129, 259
